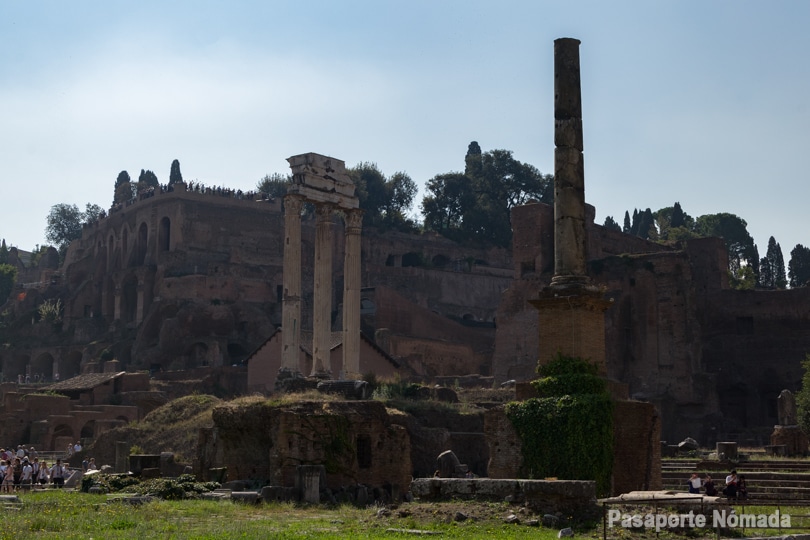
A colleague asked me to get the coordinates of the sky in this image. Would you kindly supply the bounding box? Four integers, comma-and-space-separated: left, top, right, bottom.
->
2, 1, 809, 265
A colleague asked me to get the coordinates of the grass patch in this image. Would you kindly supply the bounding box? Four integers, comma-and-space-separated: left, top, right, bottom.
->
7, 491, 569, 539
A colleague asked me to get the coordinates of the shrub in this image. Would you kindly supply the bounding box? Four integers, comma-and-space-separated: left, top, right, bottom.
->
506, 354, 613, 496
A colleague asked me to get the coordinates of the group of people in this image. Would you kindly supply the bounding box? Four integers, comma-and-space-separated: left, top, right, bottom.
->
0, 446, 70, 491
688, 469, 748, 499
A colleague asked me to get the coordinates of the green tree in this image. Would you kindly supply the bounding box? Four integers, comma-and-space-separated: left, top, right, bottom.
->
796, 354, 810, 434
256, 173, 291, 198
0, 263, 16, 304
45, 203, 84, 254
169, 159, 183, 186
137, 169, 160, 191
622, 211, 631, 234
0, 239, 8, 264
113, 170, 134, 204
789, 244, 810, 288
349, 163, 417, 232
83, 203, 103, 223
670, 201, 686, 229
760, 237, 786, 289
603, 216, 621, 231
695, 213, 759, 280
421, 142, 553, 246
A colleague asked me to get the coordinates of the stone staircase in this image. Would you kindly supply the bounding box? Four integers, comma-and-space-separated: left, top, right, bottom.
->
662, 458, 810, 505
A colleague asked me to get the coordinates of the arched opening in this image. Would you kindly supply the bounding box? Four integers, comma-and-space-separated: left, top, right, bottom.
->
31, 353, 55, 382
462, 313, 476, 321
159, 217, 171, 252
186, 342, 209, 368
431, 254, 449, 268
136, 222, 148, 265
227, 343, 247, 365
5, 354, 29, 382
121, 228, 129, 267
401, 252, 422, 267
385, 254, 396, 267
108, 234, 117, 271
80, 420, 95, 439
62, 351, 83, 380
51, 424, 74, 450
121, 274, 138, 324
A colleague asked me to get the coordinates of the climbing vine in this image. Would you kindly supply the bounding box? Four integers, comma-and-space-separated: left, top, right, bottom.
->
505, 354, 613, 496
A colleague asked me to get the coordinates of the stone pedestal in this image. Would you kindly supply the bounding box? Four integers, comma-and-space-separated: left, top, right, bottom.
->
529, 286, 612, 374
297, 465, 325, 504
715, 441, 738, 461
770, 425, 809, 457
115, 441, 129, 473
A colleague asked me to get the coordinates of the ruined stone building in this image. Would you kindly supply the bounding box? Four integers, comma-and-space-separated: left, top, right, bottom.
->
493, 200, 810, 446
0, 182, 509, 392
1, 164, 808, 449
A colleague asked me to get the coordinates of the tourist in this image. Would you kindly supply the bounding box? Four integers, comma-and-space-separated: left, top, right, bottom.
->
1, 461, 12, 493
722, 469, 738, 498
737, 474, 748, 499
87, 458, 97, 471
81, 457, 89, 472
37, 460, 49, 486
704, 474, 718, 496
11, 457, 22, 490
687, 473, 702, 494
74, 441, 82, 454
66, 443, 74, 457
20, 458, 33, 490
50, 459, 66, 488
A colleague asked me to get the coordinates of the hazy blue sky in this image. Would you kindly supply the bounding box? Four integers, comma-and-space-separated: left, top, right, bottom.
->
2, 1, 809, 266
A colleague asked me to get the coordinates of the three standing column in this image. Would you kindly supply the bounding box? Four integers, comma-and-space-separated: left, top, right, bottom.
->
281, 194, 304, 371
341, 209, 363, 377
311, 203, 334, 376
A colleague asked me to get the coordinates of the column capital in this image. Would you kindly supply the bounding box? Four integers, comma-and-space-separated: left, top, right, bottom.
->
284, 193, 305, 214
315, 203, 334, 222
344, 208, 363, 232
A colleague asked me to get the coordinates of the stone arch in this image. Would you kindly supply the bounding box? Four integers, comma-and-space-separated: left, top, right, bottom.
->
31, 352, 55, 381
121, 227, 129, 267
159, 217, 171, 252
401, 252, 422, 267
107, 233, 117, 271
431, 254, 450, 268
62, 350, 83, 380
135, 222, 148, 265
51, 424, 74, 449
80, 420, 96, 439
186, 342, 209, 368
121, 273, 138, 324
227, 343, 247, 365
5, 354, 29, 382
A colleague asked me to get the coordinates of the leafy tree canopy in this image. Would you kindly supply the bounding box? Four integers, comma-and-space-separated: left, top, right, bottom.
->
421, 142, 552, 247
138, 169, 160, 191
256, 173, 291, 198
789, 244, 810, 288
349, 162, 418, 232
695, 213, 759, 277
45, 203, 102, 256
759, 236, 786, 289
0, 263, 16, 305
113, 170, 134, 204
169, 159, 183, 186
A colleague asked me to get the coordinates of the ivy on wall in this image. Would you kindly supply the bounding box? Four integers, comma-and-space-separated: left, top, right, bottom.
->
505, 354, 613, 495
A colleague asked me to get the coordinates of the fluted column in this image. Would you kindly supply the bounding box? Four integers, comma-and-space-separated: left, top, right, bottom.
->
281, 194, 304, 372
341, 209, 363, 377
311, 203, 333, 376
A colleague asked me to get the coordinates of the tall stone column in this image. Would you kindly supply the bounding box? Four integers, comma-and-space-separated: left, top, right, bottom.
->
342, 209, 363, 377
113, 284, 122, 321
311, 203, 333, 376
135, 278, 145, 325
281, 194, 304, 372
551, 37, 589, 289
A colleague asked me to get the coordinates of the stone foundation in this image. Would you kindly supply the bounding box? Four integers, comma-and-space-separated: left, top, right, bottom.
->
411, 478, 598, 517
